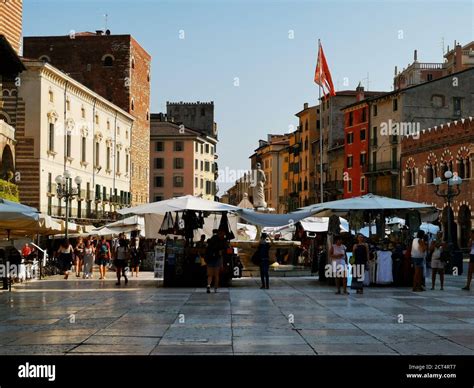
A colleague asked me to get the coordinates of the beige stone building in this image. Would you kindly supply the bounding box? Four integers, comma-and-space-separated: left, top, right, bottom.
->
17, 59, 133, 220
150, 113, 217, 201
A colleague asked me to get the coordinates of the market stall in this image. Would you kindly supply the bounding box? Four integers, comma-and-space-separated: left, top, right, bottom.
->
118, 195, 240, 287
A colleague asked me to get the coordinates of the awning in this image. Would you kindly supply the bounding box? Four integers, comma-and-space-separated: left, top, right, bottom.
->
118, 195, 238, 215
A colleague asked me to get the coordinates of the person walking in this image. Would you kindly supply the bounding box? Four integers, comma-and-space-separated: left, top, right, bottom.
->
462, 230, 474, 291
21, 243, 32, 259
96, 236, 111, 280
256, 233, 271, 289
430, 232, 446, 290
411, 230, 427, 292
330, 236, 348, 295
114, 238, 129, 286
83, 239, 95, 279
57, 239, 74, 280
352, 234, 369, 294
205, 229, 227, 293
74, 237, 85, 278
130, 237, 141, 278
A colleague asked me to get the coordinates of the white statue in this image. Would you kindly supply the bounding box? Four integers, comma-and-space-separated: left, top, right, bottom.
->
250, 163, 267, 208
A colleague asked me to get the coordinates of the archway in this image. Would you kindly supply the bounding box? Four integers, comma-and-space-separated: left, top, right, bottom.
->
0, 145, 14, 180
458, 205, 471, 248
441, 206, 457, 247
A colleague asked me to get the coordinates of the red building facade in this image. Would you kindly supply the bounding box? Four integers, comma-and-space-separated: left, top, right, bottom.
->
401, 118, 474, 248
342, 87, 369, 198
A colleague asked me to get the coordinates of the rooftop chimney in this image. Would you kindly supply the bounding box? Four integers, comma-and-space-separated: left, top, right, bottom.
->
96, 30, 104, 35
414, 49, 418, 61
356, 82, 364, 101
394, 65, 398, 75
303, 102, 308, 109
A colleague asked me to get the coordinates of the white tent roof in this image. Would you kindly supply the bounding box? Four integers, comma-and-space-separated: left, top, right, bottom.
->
118, 195, 238, 215
299, 194, 437, 216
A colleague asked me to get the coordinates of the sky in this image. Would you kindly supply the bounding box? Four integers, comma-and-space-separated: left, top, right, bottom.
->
23, 0, 474, 194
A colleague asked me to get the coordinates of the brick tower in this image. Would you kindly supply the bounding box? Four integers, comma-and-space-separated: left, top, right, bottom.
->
23, 31, 151, 205
0, 0, 23, 54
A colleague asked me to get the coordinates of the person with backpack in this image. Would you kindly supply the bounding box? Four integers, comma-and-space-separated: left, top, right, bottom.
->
114, 238, 129, 286
96, 236, 111, 280
205, 229, 228, 293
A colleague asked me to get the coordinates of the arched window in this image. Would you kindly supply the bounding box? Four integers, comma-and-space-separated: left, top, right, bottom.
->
102, 55, 114, 67
426, 163, 434, 184
405, 158, 416, 186
39, 55, 51, 63
405, 169, 413, 186
457, 146, 471, 179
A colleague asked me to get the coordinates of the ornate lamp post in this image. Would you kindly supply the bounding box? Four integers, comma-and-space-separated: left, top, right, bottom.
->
433, 170, 462, 257
55, 171, 82, 240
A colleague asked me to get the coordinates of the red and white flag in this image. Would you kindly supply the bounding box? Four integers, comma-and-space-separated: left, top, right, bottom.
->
314, 42, 336, 96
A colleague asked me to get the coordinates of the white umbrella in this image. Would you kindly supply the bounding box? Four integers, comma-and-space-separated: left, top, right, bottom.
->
118, 195, 238, 215
299, 193, 437, 217
0, 199, 39, 230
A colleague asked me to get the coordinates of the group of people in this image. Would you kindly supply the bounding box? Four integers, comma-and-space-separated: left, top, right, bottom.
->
55, 235, 143, 285
412, 229, 474, 292
326, 228, 474, 295
329, 234, 369, 295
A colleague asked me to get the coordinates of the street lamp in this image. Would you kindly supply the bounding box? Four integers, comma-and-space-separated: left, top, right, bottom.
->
56, 171, 82, 239
433, 170, 462, 258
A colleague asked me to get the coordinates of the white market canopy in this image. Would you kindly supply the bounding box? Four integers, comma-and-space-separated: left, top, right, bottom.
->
118, 195, 239, 215
298, 194, 437, 217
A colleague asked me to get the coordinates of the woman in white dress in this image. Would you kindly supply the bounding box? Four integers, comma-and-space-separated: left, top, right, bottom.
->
329, 236, 348, 295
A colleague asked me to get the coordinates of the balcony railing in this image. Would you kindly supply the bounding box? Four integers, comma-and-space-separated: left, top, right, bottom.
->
0, 179, 19, 202
368, 161, 400, 173
325, 180, 344, 191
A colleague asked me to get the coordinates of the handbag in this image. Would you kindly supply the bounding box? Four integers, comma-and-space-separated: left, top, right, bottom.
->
251, 249, 261, 266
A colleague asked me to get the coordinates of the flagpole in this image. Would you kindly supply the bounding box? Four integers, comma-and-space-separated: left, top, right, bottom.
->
318, 39, 324, 204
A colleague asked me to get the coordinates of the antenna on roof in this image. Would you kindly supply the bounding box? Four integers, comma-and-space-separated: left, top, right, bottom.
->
104, 13, 108, 32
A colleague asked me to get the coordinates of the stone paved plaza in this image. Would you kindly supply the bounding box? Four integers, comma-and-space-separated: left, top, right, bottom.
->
0, 273, 473, 355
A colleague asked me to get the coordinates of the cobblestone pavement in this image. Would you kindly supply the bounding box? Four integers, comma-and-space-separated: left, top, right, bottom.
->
0, 272, 473, 355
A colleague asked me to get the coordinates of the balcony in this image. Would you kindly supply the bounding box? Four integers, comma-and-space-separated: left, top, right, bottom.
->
366, 161, 400, 175
0, 179, 19, 202
325, 180, 344, 191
